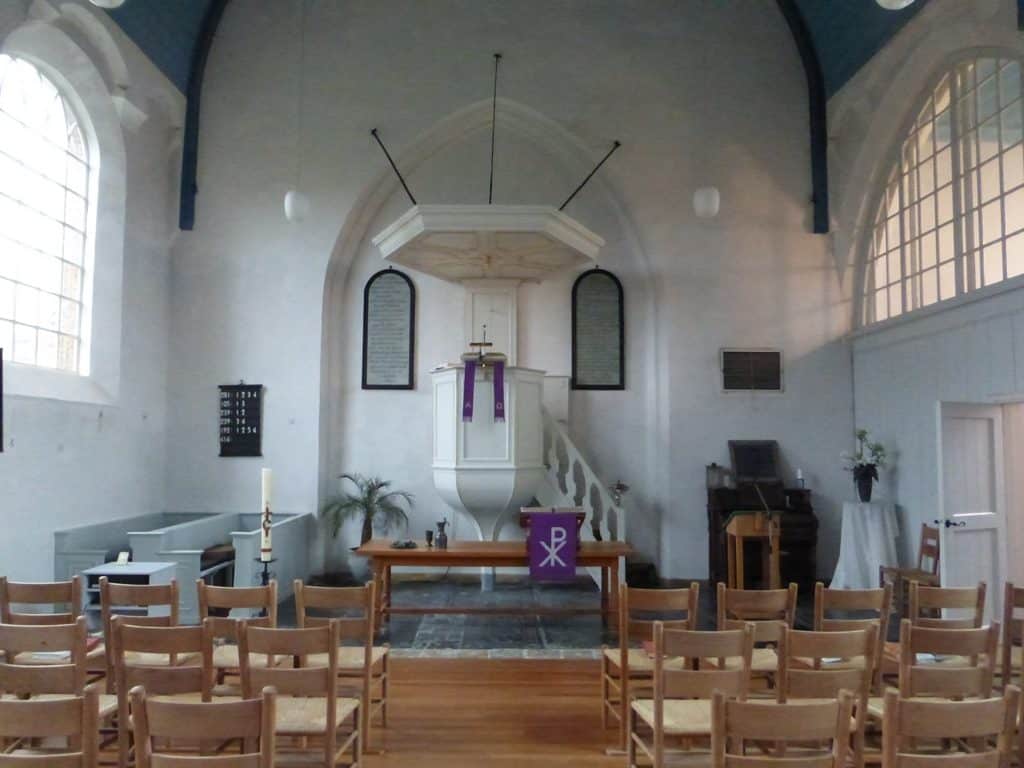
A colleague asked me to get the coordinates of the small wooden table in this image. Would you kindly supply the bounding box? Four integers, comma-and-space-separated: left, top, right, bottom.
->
357, 539, 631, 632
725, 511, 781, 590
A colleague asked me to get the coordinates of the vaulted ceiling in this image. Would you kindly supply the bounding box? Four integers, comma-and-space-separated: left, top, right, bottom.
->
105, 0, 214, 93
106, 0, 929, 98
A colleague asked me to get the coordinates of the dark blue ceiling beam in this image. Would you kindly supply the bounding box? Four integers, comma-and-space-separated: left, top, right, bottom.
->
179, 0, 230, 231
776, 0, 829, 235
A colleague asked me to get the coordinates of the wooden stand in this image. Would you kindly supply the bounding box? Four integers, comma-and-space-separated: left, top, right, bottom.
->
707, 487, 817, 589
725, 512, 781, 590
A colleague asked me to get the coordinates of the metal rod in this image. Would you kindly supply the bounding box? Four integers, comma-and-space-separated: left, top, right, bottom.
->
488, 53, 502, 204
558, 140, 621, 211
371, 128, 417, 206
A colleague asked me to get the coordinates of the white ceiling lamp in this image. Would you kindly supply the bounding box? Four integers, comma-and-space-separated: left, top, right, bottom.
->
693, 187, 721, 219
875, 0, 916, 9
283, 0, 309, 223
88, 0, 127, 7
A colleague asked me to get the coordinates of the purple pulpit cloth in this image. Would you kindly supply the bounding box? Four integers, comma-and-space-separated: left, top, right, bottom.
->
528, 512, 578, 581
462, 360, 476, 422
493, 361, 505, 422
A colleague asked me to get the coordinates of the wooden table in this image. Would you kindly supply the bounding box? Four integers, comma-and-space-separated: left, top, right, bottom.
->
356, 539, 631, 632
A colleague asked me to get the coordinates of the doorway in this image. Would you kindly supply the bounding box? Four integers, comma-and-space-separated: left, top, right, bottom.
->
938, 402, 1010, 622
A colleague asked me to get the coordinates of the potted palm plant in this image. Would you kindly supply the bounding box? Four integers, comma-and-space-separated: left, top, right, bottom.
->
322, 473, 414, 581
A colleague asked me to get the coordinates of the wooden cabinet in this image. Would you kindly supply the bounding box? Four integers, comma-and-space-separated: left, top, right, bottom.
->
707, 486, 817, 589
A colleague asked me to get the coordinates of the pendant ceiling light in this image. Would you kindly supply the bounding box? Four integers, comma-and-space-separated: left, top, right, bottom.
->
284, 0, 309, 223
693, 187, 720, 219
875, 0, 916, 9
692, 0, 720, 219
88, 0, 127, 7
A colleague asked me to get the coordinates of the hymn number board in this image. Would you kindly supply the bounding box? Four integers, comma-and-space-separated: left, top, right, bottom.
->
219, 384, 263, 457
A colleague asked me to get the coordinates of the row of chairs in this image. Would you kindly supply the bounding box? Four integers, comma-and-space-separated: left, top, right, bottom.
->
0, 620, 281, 766
630, 617, 1020, 767
608, 578, 1020, 767
603, 581, 884, 751
614, 581, 1015, 768
0, 575, 389, 767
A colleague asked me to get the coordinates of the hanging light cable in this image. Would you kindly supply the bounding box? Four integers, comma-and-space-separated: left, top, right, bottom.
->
284, 0, 310, 223
693, 0, 720, 219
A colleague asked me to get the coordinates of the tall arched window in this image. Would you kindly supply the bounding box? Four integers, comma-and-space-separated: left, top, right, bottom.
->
0, 55, 91, 372
863, 55, 1024, 325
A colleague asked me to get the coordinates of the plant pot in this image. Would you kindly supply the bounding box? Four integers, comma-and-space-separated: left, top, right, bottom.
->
853, 466, 875, 503
348, 548, 371, 583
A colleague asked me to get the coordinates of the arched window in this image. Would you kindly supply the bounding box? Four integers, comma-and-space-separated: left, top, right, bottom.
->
863, 55, 1024, 325
0, 55, 91, 373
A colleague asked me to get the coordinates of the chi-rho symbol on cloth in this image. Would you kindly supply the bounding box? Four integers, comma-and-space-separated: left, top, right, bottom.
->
528, 512, 578, 581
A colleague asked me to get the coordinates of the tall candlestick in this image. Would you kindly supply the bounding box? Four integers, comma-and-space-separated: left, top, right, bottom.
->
260, 468, 273, 562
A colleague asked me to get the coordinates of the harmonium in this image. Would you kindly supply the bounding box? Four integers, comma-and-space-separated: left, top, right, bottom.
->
706, 440, 818, 589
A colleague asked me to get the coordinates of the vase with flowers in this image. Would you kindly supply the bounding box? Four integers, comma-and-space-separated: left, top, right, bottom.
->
842, 429, 887, 503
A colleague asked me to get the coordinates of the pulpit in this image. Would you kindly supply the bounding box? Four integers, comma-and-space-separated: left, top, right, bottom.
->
431, 364, 546, 546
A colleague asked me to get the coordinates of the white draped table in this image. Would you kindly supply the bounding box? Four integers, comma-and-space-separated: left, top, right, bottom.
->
830, 501, 900, 589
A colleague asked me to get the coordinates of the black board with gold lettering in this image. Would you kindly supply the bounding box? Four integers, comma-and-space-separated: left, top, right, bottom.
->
218, 384, 263, 457
572, 268, 625, 390
362, 268, 415, 390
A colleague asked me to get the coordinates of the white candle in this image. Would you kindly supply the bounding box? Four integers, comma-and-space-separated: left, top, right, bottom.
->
796, 468, 804, 481
260, 468, 273, 562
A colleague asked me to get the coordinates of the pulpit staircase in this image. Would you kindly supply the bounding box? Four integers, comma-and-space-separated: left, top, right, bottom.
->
533, 408, 627, 587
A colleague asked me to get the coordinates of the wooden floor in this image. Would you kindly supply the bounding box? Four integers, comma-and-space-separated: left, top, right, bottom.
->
365, 658, 622, 767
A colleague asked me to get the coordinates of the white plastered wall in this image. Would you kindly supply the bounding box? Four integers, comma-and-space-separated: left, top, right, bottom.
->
167, 0, 853, 580
0, 0, 183, 580
831, 0, 1024, 566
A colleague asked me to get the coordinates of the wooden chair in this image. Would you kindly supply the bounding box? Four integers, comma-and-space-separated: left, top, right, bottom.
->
130, 684, 276, 768
716, 582, 798, 684
0, 618, 86, 695
897, 619, 999, 699
882, 686, 1019, 766
1000, 582, 1024, 688
0, 576, 101, 672
293, 580, 387, 753
865, 618, 1000, 730
0, 684, 100, 766
879, 523, 940, 618
196, 580, 278, 694
778, 625, 878, 768
111, 618, 216, 768
710, 688, 854, 768
238, 621, 360, 767
99, 577, 183, 691
814, 582, 892, 693
602, 583, 700, 752
0, 618, 117, 723
628, 623, 754, 768
909, 581, 986, 629
0, 576, 83, 624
